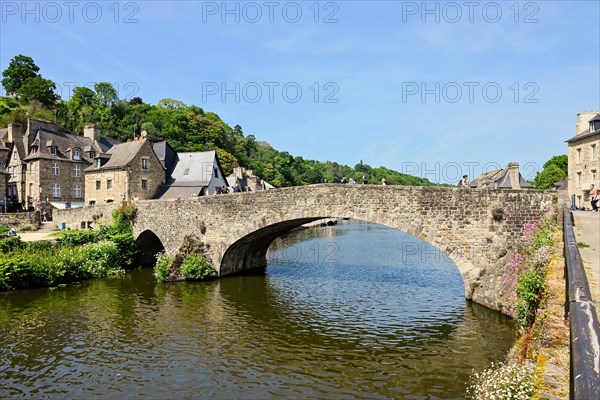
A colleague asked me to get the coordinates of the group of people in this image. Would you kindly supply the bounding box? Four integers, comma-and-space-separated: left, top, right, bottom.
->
338, 176, 387, 185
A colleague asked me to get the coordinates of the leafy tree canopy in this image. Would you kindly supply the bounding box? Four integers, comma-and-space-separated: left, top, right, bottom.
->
1, 54, 40, 94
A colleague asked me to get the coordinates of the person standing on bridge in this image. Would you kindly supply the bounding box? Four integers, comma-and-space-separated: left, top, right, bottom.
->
459, 175, 470, 188
590, 184, 598, 212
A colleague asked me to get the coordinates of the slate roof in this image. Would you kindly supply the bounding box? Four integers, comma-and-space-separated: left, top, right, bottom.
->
470, 166, 533, 189
164, 151, 218, 187
566, 113, 600, 142
589, 113, 600, 122
153, 186, 202, 199
23, 128, 107, 163
153, 141, 178, 176
85, 140, 146, 171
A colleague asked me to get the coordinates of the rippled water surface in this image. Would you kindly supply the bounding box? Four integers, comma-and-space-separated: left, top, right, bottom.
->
0, 221, 516, 399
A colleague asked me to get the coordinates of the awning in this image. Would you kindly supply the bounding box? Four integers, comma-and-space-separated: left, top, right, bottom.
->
49, 202, 85, 209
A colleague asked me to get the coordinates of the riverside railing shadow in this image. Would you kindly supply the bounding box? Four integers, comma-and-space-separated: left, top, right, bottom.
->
563, 205, 600, 399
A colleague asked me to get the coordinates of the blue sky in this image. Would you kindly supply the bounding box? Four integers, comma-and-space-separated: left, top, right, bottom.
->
1, 0, 599, 183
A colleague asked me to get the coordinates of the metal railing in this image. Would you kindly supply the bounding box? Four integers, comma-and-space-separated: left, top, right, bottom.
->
563, 205, 600, 399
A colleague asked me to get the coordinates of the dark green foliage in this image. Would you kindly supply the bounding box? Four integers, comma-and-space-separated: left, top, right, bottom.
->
0, 226, 10, 234
0, 236, 25, 253
55, 230, 101, 246
180, 253, 217, 280
533, 155, 568, 189
1, 54, 40, 94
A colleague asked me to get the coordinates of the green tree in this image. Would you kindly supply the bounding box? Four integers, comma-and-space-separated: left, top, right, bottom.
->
94, 82, 118, 108
534, 164, 566, 189
1, 54, 40, 95
18, 76, 57, 107
215, 148, 239, 176
542, 155, 568, 176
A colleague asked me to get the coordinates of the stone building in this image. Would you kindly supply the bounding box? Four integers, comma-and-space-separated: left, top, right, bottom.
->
227, 166, 273, 192
154, 150, 228, 199
85, 137, 165, 205
469, 162, 533, 189
566, 111, 600, 208
3, 120, 118, 211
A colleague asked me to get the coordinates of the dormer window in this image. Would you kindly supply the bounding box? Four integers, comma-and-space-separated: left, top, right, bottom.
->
590, 114, 600, 132
73, 149, 81, 161
50, 147, 57, 155
95, 158, 101, 168
89, 151, 96, 159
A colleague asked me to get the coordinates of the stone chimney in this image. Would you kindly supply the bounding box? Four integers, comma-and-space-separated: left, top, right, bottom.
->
7, 123, 23, 143
84, 124, 100, 142
576, 111, 599, 135
506, 162, 521, 189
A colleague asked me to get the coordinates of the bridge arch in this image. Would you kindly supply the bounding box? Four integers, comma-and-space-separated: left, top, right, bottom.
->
219, 215, 478, 298
135, 229, 165, 266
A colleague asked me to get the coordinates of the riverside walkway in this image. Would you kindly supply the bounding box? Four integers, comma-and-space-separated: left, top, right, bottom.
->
572, 211, 600, 303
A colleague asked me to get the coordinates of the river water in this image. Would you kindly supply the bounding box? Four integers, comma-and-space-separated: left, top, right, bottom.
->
0, 221, 516, 399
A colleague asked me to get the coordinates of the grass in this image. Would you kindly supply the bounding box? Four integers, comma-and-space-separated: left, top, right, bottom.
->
577, 242, 590, 248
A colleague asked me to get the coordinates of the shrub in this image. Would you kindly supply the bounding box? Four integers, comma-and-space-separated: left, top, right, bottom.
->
180, 253, 216, 280
0, 226, 10, 234
154, 253, 172, 283
468, 362, 534, 400
55, 230, 101, 246
0, 236, 25, 253
516, 270, 545, 327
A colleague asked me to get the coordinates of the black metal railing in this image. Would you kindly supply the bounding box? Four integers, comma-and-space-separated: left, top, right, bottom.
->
563, 205, 600, 399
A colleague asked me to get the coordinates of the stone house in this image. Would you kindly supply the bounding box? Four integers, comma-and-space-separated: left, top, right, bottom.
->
85, 137, 165, 205
227, 166, 273, 192
154, 150, 228, 199
3, 120, 118, 211
566, 111, 600, 208
469, 162, 533, 189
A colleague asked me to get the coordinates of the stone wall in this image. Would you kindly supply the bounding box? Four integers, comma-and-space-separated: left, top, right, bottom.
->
55, 184, 555, 313
0, 211, 39, 231
568, 133, 600, 208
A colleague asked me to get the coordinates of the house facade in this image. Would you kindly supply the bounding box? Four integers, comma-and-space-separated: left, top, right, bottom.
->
566, 111, 600, 208
85, 137, 165, 205
2, 119, 118, 210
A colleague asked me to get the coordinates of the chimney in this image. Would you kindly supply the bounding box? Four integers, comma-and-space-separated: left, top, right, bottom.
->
7, 123, 23, 143
576, 111, 599, 135
84, 124, 100, 142
507, 162, 521, 189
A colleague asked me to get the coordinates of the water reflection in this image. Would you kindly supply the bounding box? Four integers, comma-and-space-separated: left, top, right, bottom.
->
0, 221, 516, 399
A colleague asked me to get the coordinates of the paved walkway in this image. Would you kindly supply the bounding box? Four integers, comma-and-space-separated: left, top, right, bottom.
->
572, 211, 600, 302
17, 222, 58, 242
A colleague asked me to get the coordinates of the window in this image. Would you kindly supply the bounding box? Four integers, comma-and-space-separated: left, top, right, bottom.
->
592, 144, 597, 160
74, 185, 81, 198
13, 152, 16, 160
577, 148, 582, 163
592, 170, 598, 183
95, 159, 101, 168
75, 165, 81, 177
52, 163, 60, 175
52, 183, 60, 198
96, 180, 101, 190
29, 183, 33, 197
214, 167, 219, 178
50, 147, 57, 155
89, 151, 96, 158
73, 149, 81, 161
89, 200, 96, 206
577, 172, 582, 187
141, 158, 148, 170
107, 179, 112, 189
141, 179, 148, 190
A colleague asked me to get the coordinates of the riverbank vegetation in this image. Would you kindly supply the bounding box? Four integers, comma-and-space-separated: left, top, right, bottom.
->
468, 208, 569, 399
1, 54, 437, 187
0, 203, 138, 291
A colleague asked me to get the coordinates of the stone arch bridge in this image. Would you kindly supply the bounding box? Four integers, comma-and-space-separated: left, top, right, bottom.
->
55, 184, 554, 311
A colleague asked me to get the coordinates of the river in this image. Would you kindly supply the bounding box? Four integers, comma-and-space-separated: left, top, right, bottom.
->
0, 221, 516, 399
